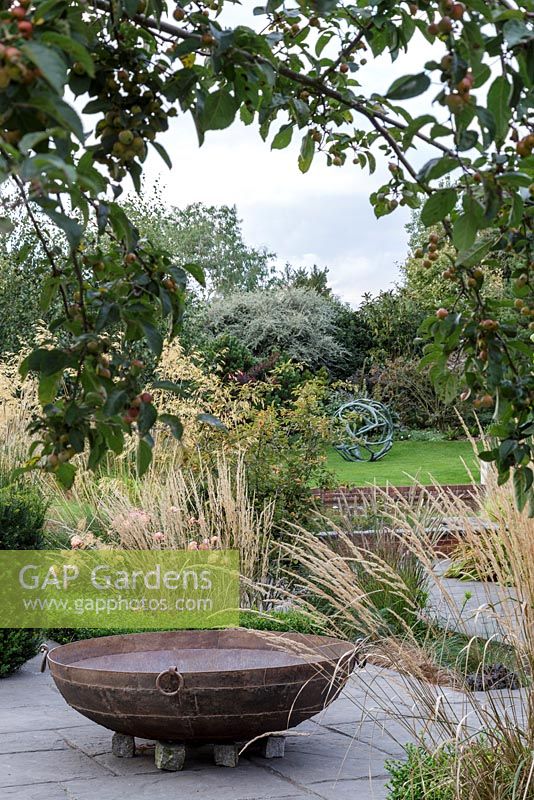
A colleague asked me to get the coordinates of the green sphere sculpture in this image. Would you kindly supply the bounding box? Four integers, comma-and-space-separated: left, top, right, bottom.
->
334, 399, 393, 462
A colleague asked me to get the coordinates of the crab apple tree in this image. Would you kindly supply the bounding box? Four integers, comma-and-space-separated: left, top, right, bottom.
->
0, 0, 532, 509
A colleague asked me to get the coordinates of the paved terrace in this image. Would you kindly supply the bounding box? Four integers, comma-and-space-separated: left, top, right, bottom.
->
1, 634, 527, 800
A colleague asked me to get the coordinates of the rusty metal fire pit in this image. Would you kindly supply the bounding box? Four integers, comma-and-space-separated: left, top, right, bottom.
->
45, 629, 357, 743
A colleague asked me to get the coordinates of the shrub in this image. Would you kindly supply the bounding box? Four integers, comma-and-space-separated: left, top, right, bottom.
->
0, 480, 48, 550
0, 476, 47, 677
152, 341, 334, 525
48, 610, 323, 645
202, 333, 256, 377
370, 357, 469, 435
0, 629, 42, 678
385, 744, 454, 800
205, 286, 350, 372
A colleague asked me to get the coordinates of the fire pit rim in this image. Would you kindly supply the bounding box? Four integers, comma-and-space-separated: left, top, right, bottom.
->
46, 629, 356, 678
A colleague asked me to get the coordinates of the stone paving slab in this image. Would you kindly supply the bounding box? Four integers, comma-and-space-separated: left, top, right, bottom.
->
308, 777, 391, 800
0, 748, 114, 788
58, 767, 318, 800
0, 730, 70, 754
1, 785, 70, 800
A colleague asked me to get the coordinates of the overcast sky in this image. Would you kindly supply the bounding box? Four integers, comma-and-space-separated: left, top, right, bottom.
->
135, 9, 440, 307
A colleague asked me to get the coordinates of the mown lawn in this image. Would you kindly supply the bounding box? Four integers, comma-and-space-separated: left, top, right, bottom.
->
322, 440, 480, 487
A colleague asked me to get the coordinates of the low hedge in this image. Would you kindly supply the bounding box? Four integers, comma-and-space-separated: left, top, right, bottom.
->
0, 629, 42, 678
47, 609, 324, 645
0, 476, 47, 678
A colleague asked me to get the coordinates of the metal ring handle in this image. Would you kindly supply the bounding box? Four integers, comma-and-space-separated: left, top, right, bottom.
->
39, 644, 50, 673
156, 665, 184, 696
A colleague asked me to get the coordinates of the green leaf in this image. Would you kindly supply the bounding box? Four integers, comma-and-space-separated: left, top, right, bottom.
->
38, 371, 61, 404
136, 437, 153, 477
159, 413, 184, 440
452, 214, 478, 251
37, 204, 83, 249
152, 379, 192, 395
39, 277, 60, 312
315, 31, 334, 56
103, 389, 128, 416
40, 32, 95, 77
0, 217, 14, 234
513, 466, 532, 513
55, 462, 76, 490
197, 412, 227, 431
21, 42, 67, 94
497, 171, 532, 187
100, 423, 124, 455
455, 236, 496, 267
182, 262, 205, 287
138, 401, 157, 435
298, 132, 314, 174
150, 140, 172, 169
420, 188, 457, 226
20, 347, 71, 378
199, 90, 239, 132
19, 128, 62, 155
487, 75, 512, 144
417, 156, 458, 182
140, 321, 163, 357
386, 72, 430, 100
508, 193, 524, 228
271, 124, 293, 150
503, 19, 533, 48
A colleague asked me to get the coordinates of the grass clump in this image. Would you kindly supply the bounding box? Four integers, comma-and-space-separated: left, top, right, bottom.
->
386, 744, 454, 800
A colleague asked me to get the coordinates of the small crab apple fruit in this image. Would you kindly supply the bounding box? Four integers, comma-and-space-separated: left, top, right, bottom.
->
140, 392, 153, 404
17, 19, 32, 36
10, 5, 26, 19
437, 15, 453, 33
450, 2, 465, 19
436, 308, 449, 319
445, 93, 465, 114
340, 63, 349, 74
480, 319, 499, 332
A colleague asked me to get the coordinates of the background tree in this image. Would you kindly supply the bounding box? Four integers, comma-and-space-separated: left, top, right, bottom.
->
124, 190, 277, 298
278, 263, 333, 297
401, 210, 506, 312
0, 0, 531, 507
